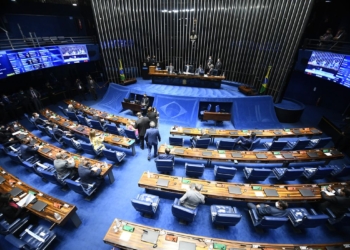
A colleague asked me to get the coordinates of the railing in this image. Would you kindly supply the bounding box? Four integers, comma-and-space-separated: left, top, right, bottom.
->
0, 35, 97, 50
302, 38, 350, 54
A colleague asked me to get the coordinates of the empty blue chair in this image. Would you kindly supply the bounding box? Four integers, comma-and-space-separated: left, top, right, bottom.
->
286, 139, 311, 150
172, 198, 198, 223
303, 165, 334, 180
20, 155, 40, 173
216, 139, 237, 150
249, 209, 289, 231
192, 138, 211, 149
124, 129, 139, 141
5, 224, 56, 250
24, 113, 36, 128
331, 164, 350, 177
40, 169, 69, 188
102, 148, 126, 164
210, 205, 242, 227
326, 208, 350, 227
131, 193, 160, 217
8, 150, 23, 164
33, 162, 55, 178
243, 167, 271, 181
0, 214, 29, 235
200, 104, 211, 120
215, 105, 220, 112
263, 141, 287, 151
272, 168, 304, 181
154, 157, 175, 173
214, 165, 237, 180
90, 120, 106, 131
59, 106, 68, 117
66, 111, 79, 122
37, 124, 48, 136
76, 115, 89, 126
169, 136, 184, 146
239, 138, 261, 151
307, 137, 332, 149
105, 123, 122, 136
65, 178, 97, 199
80, 141, 103, 157
185, 163, 205, 177
61, 136, 82, 151
288, 208, 329, 230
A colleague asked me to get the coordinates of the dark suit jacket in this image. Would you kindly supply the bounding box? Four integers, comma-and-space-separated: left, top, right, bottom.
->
206, 58, 213, 69
145, 128, 161, 145
141, 97, 149, 107
75, 81, 85, 91
158, 154, 174, 161
215, 61, 222, 70
20, 144, 38, 160
33, 117, 47, 126
54, 159, 75, 179
147, 111, 158, 126
27, 89, 41, 100
78, 164, 102, 187
257, 204, 288, 217
135, 117, 150, 136
321, 192, 350, 216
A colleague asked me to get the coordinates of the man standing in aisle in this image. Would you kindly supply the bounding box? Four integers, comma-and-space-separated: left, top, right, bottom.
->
134, 112, 150, 150
144, 121, 161, 161
28, 87, 43, 112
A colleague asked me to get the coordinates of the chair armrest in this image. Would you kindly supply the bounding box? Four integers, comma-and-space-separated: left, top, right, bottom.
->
5, 234, 26, 249
325, 208, 337, 219
309, 208, 317, 215
250, 208, 260, 222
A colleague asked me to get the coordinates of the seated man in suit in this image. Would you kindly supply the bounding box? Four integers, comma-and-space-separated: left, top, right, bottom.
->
247, 200, 289, 218
78, 158, 104, 187
319, 185, 350, 217
236, 132, 257, 149
157, 148, 174, 161
32, 112, 51, 127
195, 65, 204, 75
0, 125, 20, 147
54, 153, 77, 180
180, 183, 205, 210
20, 137, 39, 161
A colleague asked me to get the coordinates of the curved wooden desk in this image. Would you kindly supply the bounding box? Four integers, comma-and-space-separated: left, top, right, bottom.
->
10, 122, 115, 183
170, 126, 323, 139
138, 172, 349, 203
104, 219, 350, 249
158, 145, 343, 167
64, 99, 135, 126
0, 166, 81, 229
41, 109, 136, 155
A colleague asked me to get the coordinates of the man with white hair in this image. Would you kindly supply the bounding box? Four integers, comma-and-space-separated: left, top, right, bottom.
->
144, 121, 161, 161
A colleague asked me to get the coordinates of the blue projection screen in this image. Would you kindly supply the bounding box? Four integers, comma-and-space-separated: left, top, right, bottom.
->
0, 44, 89, 80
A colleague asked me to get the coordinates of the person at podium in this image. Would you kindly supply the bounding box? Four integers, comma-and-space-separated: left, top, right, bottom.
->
167, 63, 175, 74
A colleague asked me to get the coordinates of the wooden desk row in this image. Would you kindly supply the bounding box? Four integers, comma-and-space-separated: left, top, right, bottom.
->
158, 145, 343, 167
103, 219, 350, 250
41, 109, 136, 155
203, 111, 231, 122
0, 166, 81, 229
138, 172, 349, 202
170, 126, 323, 139
10, 122, 115, 184
64, 99, 135, 126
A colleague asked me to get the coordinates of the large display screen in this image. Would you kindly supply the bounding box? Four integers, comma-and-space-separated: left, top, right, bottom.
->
304, 51, 350, 88
0, 44, 89, 80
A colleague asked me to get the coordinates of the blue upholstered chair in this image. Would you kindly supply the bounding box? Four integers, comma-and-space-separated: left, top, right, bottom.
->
216, 139, 237, 150
239, 138, 261, 151
105, 123, 122, 136
331, 164, 350, 177
210, 205, 242, 227
131, 193, 160, 217
24, 113, 36, 128
214, 165, 237, 180
200, 104, 211, 120
302, 165, 334, 180
172, 198, 198, 223
65, 179, 97, 199
306, 137, 332, 149
249, 209, 289, 231
61, 136, 83, 151
263, 141, 287, 151
155, 157, 175, 173
8, 150, 23, 164
192, 138, 211, 149
33, 162, 55, 178
37, 125, 49, 137
80, 141, 103, 157
0, 214, 29, 236
243, 167, 271, 181
5, 224, 56, 250
59, 106, 68, 117
286, 139, 311, 150
169, 136, 184, 146
90, 120, 107, 131
288, 208, 329, 231
20, 155, 40, 173
76, 114, 89, 126
272, 167, 304, 181
40, 169, 69, 188
185, 163, 205, 177
102, 148, 126, 164
124, 129, 139, 141
66, 111, 79, 122
325, 208, 350, 228
215, 105, 220, 113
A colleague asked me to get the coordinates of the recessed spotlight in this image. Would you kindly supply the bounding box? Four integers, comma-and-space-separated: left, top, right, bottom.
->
72, 3, 77, 6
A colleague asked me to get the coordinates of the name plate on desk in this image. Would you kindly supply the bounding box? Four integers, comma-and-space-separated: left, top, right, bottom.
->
255, 130, 263, 135
292, 129, 302, 135
273, 131, 282, 135
208, 129, 216, 134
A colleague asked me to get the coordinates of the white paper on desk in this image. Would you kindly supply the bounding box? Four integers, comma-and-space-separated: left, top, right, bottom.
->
275, 155, 283, 159
255, 191, 265, 197
119, 231, 131, 241
219, 154, 226, 158
323, 191, 335, 196
17, 193, 35, 207
12, 131, 22, 135
325, 153, 332, 156
181, 184, 190, 190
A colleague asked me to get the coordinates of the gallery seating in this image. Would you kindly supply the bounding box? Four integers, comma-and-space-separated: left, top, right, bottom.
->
210, 205, 242, 227
185, 163, 205, 177
171, 198, 198, 223
243, 167, 272, 181
272, 167, 304, 181
131, 193, 160, 217
213, 165, 237, 180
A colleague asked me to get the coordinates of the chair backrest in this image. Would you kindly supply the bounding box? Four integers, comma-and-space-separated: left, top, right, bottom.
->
311, 137, 332, 149
193, 138, 211, 148
216, 140, 236, 150
41, 170, 66, 186
291, 139, 311, 150
266, 141, 287, 151
215, 165, 237, 179
246, 168, 271, 181
24, 113, 35, 126
207, 104, 212, 111
171, 198, 198, 223
90, 120, 104, 130
13, 224, 56, 250
331, 165, 350, 177
185, 163, 205, 177
274, 168, 304, 181
62, 136, 74, 147
311, 166, 334, 179
37, 124, 46, 134
105, 123, 120, 135
59, 106, 68, 117
155, 158, 174, 172
259, 216, 289, 229
77, 115, 88, 126
80, 141, 96, 155
300, 214, 329, 228
65, 179, 86, 195
66, 111, 79, 122
214, 213, 242, 226
124, 129, 138, 139
169, 136, 184, 146
248, 138, 261, 151
8, 151, 23, 164
215, 105, 220, 112
131, 199, 153, 214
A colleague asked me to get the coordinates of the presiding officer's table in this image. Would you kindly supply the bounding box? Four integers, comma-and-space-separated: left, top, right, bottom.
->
10, 122, 115, 183
158, 145, 343, 167
121, 101, 142, 113
0, 166, 81, 229
138, 172, 349, 203
103, 218, 350, 250
148, 66, 225, 89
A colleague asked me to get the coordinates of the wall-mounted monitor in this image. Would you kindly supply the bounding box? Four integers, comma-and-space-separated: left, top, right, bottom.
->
304, 51, 350, 89
0, 44, 90, 80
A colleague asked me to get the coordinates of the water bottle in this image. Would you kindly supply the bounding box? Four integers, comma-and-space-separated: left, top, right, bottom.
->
147, 170, 150, 178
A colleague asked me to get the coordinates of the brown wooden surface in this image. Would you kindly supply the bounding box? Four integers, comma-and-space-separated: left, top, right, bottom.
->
138, 172, 349, 202
41, 109, 135, 151
121, 101, 142, 112
10, 122, 113, 179
149, 71, 225, 81
0, 166, 78, 227
157, 144, 343, 164
104, 218, 350, 250
203, 111, 231, 121
64, 99, 135, 126
169, 127, 323, 138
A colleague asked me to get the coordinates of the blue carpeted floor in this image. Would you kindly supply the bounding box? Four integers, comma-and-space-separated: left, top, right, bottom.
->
1, 81, 349, 250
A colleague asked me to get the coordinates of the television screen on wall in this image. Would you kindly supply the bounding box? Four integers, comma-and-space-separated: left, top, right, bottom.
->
304, 51, 350, 88
0, 44, 90, 80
